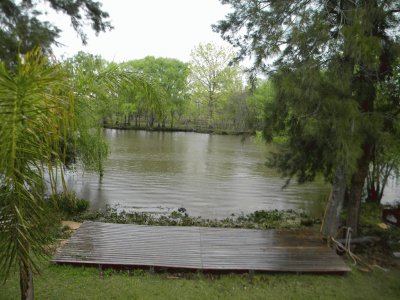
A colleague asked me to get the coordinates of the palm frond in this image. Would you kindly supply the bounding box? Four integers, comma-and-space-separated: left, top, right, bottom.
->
0, 49, 72, 280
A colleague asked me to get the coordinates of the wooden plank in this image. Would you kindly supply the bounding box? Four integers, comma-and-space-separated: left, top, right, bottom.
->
53, 221, 350, 273
55, 222, 202, 269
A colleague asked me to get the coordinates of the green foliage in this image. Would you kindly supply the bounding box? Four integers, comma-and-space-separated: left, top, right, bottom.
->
366, 61, 400, 202
0, 49, 73, 281
0, 0, 111, 67
357, 202, 400, 258
62, 52, 110, 173
247, 80, 275, 131
214, 0, 400, 234
266, 66, 364, 183
189, 42, 243, 126
0, 48, 157, 298
63, 52, 162, 174
74, 205, 319, 230
359, 202, 385, 228
120, 56, 189, 128
1, 261, 400, 299
214, 0, 400, 171
48, 192, 90, 216
69, 51, 270, 134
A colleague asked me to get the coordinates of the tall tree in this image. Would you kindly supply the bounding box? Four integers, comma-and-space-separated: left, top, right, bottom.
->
365, 62, 400, 203
64, 52, 162, 174
189, 43, 242, 125
0, 49, 162, 300
247, 80, 275, 131
63, 52, 111, 175
123, 57, 188, 128
214, 0, 400, 236
0, 50, 74, 300
0, 0, 111, 67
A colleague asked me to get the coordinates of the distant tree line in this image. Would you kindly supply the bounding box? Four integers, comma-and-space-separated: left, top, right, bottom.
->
64, 44, 274, 134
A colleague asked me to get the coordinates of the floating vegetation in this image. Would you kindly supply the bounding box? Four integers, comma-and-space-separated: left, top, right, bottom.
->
73, 205, 321, 230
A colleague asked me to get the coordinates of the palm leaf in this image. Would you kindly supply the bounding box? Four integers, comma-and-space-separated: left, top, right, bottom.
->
0, 49, 72, 281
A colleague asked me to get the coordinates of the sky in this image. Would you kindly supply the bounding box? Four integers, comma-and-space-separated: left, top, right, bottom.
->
44, 0, 233, 63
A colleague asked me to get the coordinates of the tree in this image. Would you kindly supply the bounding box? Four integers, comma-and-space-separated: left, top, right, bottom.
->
0, 49, 162, 300
221, 90, 249, 131
214, 0, 400, 237
64, 52, 162, 175
123, 57, 189, 128
0, 50, 74, 300
0, 0, 111, 67
365, 62, 400, 203
247, 80, 275, 131
63, 52, 111, 175
189, 43, 242, 126
366, 141, 400, 203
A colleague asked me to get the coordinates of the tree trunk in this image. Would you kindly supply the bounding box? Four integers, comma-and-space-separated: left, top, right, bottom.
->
148, 113, 154, 128
170, 111, 174, 129
322, 164, 347, 239
135, 112, 140, 127
346, 143, 372, 237
19, 261, 34, 300
208, 93, 214, 122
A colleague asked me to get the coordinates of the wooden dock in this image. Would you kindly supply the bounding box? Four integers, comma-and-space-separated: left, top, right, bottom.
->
53, 221, 350, 273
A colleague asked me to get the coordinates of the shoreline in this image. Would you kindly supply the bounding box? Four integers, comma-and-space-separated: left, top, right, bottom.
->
103, 123, 255, 136
71, 206, 319, 230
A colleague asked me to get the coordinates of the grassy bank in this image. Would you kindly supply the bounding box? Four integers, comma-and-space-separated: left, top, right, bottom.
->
47, 196, 400, 268
1, 263, 400, 300
2, 196, 399, 299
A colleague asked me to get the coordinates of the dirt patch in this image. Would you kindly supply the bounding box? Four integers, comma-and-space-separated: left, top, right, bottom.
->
62, 220, 82, 230
47, 222, 81, 255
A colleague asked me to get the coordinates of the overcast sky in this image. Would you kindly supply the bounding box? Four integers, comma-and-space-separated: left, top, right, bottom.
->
45, 0, 232, 63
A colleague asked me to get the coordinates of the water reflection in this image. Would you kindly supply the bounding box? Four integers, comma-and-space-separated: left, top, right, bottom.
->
66, 129, 399, 219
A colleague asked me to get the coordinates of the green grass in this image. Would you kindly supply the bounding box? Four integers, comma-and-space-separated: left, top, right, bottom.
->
2, 202, 399, 299
1, 263, 400, 300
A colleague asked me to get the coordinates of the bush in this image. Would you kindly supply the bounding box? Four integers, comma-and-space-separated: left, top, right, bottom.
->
48, 192, 90, 216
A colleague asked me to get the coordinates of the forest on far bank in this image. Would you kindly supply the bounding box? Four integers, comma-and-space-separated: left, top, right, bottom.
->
65, 44, 272, 134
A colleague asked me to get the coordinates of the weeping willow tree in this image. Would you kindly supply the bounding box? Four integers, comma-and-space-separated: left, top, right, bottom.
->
0, 50, 162, 299
64, 52, 163, 176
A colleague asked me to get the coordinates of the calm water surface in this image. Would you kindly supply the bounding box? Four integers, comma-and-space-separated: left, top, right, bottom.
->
66, 129, 399, 218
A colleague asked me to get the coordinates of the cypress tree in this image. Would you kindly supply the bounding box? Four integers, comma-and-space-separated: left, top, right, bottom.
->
214, 0, 400, 236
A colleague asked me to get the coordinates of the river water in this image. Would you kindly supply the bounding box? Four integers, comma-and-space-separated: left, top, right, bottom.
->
65, 129, 399, 219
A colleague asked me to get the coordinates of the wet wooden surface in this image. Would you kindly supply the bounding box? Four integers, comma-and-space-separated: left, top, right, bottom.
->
53, 221, 350, 273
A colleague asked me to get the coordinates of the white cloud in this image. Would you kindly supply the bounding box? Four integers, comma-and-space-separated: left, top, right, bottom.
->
44, 0, 232, 63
